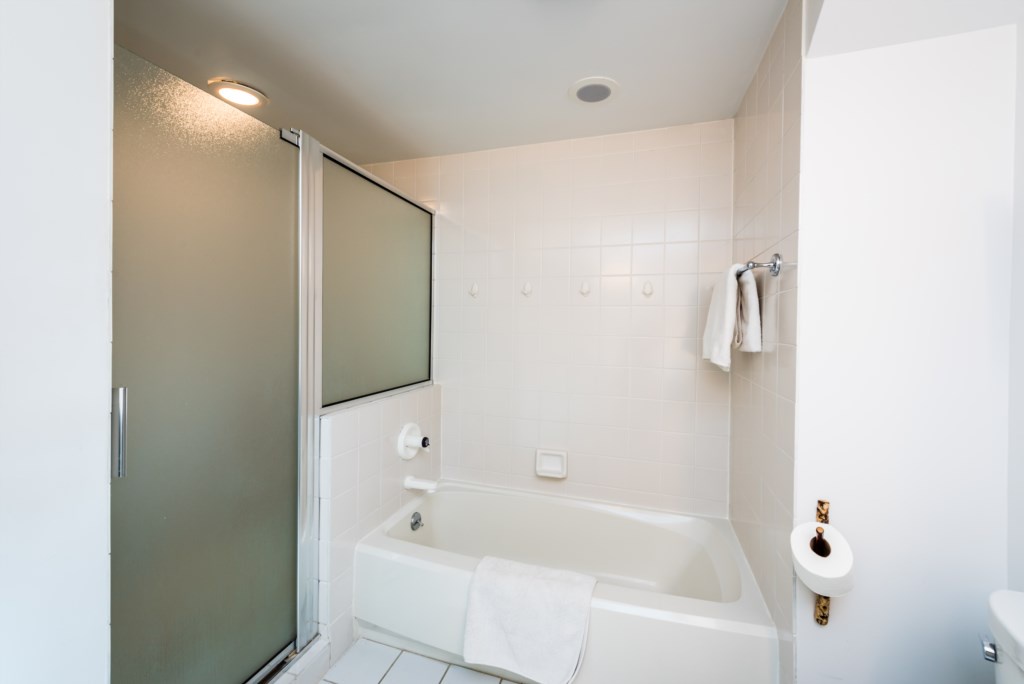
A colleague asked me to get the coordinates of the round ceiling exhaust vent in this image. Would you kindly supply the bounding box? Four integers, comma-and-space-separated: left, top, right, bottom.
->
570, 77, 618, 104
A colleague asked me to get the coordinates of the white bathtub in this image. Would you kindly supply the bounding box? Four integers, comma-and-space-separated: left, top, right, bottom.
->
353, 483, 777, 684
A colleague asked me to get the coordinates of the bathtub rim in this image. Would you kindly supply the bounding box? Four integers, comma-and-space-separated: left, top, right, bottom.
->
357, 480, 776, 640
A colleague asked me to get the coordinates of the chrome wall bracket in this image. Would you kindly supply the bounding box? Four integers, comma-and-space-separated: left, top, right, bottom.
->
739, 253, 783, 277
280, 128, 300, 147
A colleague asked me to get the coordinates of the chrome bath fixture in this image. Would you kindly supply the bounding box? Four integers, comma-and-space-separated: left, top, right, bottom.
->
737, 253, 783, 277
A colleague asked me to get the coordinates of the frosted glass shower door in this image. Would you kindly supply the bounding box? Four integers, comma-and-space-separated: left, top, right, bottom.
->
321, 156, 432, 406
112, 48, 299, 683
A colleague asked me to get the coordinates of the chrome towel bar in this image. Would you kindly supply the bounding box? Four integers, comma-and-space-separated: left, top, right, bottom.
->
737, 253, 783, 277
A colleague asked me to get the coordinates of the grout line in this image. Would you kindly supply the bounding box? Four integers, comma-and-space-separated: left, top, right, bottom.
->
376, 648, 402, 684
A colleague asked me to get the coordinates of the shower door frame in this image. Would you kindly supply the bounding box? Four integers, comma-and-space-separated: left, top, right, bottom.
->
291, 128, 436, 662
111, 51, 309, 679
294, 128, 320, 653
307, 134, 436, 421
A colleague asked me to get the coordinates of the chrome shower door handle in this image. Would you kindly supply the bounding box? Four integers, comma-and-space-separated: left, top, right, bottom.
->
111, 387, 127, 478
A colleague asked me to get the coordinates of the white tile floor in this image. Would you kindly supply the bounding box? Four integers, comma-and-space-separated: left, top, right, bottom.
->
321, 639, 521, 684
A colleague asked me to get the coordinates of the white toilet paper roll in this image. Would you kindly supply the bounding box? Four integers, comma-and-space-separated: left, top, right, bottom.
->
790, 522, 854, 597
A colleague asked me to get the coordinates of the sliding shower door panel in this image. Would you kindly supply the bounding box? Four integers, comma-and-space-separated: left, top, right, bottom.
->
112, 47, 299, 684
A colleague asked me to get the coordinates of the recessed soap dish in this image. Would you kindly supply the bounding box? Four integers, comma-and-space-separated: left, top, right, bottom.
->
535, 449, 567, 479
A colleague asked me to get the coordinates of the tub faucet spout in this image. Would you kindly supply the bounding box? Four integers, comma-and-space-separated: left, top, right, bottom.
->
404, 476, 438, 493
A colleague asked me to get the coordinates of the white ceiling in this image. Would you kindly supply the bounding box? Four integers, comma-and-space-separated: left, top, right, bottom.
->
116, 0, 787, 164
807, 0, 1023, 58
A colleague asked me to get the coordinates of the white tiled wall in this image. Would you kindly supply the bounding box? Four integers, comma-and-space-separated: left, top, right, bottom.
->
317, 384, 443, 664
366, 120, 735, 517
728, 0, 801, 682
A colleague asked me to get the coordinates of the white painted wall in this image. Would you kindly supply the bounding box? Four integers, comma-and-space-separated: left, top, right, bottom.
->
797, 26, 1015, 683
1009, 20, 1024, 594
807, 0, 1022, 58
0, 2, 113, 682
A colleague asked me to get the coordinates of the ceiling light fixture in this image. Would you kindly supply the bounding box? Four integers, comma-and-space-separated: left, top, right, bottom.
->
207, 79, 267, 107
570, 77, 618, 104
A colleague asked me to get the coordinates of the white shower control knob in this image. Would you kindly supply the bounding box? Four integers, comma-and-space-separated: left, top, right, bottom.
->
522, 282, 533, 297
397, 423, 430, 460
580, 281, 591, 297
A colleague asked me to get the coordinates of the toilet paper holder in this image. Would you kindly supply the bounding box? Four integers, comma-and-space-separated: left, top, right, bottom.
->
790, 499, 854, 626
814, 499, 830, 625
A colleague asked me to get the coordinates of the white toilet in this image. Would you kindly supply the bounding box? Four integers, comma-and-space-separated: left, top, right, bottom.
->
990, 590, 1024, 683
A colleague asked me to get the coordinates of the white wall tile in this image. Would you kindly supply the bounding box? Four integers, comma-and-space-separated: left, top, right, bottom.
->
665, 211, 700, 242
600, 246, 632, 275
729, 0, 800, 681
632, 244, 664, 274
382, 119, 733, 521
317, 384, 443, 652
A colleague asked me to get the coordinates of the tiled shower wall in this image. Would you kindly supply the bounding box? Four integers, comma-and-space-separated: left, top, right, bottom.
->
317, 384, 443, 664
729, 0, 802, 681
366, 120, 735, 516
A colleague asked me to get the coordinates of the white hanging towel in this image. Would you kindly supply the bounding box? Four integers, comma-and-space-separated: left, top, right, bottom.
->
734, 269, 762, 352
463, 556, 596, 684
702, 264, 744, 371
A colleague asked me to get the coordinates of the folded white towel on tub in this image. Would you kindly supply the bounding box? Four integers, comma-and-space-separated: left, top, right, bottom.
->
463, 556, 596, 684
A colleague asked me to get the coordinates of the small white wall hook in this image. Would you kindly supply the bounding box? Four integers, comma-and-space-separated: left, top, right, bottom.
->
522, 281, 533, 297
642, 281, 654, 297
468, 282, 479, 298
579, 281, 591, 297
